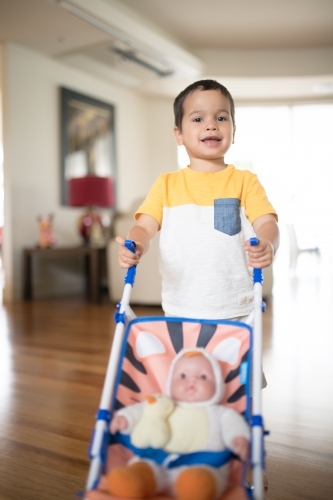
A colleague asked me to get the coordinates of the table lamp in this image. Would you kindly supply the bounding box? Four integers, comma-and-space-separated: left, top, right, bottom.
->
69, 175, 115, 246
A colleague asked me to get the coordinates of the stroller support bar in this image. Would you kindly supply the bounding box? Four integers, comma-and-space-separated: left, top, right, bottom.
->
114, 302, 125, 324
253, 268, 263, 285
251, 281, 264, 500
252, 415, 263, 427
87, 420, 109, 489
97, 409, 111, 422
124, 266, 136, 285
86, 320, 126, 490
86, 246, 137, 491
249, 238, 265, 500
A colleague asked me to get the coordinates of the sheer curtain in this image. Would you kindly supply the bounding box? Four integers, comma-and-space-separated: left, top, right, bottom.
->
225, 104, 333, 255
177, 103, 333, 267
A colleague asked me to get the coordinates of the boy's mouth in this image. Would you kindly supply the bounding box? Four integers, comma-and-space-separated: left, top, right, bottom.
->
202, 136, 221, 143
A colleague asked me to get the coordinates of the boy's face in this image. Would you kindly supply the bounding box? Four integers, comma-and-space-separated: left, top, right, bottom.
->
170, 354, 216, 403
174, 89, 235, 165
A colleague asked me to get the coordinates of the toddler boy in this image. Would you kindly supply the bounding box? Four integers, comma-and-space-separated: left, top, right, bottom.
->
116, 80, 279, 321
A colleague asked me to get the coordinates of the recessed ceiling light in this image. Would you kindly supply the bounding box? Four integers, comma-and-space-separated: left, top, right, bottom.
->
312, 82, 333, 94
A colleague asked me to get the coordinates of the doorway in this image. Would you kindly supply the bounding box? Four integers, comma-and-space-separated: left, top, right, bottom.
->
0, 92, 3, 301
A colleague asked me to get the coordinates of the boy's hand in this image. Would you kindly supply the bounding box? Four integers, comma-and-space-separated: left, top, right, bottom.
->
115, 215, 159, 269
245, 238, 274, 268
250, 214, 279, 268
116, 236, 144, 269
110, 415, 129, 434
232, 436, 250, 462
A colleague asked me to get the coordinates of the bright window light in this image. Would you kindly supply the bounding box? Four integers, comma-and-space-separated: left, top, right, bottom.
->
227, 104, 333, 252
177, 145, 189, 169
177, 103, 333, 255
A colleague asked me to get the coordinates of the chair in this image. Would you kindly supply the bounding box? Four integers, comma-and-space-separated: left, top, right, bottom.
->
286, 223, 320, 270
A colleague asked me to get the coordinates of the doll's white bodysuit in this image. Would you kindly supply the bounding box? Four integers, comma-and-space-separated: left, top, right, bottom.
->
117, 401, 249, 497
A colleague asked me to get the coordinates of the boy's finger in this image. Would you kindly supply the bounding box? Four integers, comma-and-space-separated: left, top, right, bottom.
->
121, 254, 138, 265
115, 236, 126, 246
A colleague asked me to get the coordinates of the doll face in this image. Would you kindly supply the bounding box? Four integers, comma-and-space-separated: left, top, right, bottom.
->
170, 354, 216, 403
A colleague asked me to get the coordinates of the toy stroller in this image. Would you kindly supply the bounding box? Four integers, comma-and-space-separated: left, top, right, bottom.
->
83, 239, 267, 500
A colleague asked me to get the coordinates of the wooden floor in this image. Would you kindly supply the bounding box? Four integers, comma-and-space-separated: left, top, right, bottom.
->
0, 253, 332, 500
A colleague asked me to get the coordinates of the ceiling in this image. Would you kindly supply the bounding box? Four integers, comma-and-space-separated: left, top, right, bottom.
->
0, 0, 333, 101
120, 0, 333, 50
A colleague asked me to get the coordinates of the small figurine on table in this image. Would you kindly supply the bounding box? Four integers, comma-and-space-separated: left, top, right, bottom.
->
37, 214, 56, 249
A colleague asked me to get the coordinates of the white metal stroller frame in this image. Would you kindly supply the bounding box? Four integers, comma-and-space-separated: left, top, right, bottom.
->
85, 238, 267, 500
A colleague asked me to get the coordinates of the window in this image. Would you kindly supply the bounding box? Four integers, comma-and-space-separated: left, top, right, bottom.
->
178, 103, 333, 253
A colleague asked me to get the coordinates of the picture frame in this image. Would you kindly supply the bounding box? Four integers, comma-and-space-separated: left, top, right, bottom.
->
60, 87, 116, 206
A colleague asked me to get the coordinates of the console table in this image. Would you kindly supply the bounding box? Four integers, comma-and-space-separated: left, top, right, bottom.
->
23, 246, 106, 303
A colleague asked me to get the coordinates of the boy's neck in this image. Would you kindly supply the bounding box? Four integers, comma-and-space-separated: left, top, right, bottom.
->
188, 158, 229, 173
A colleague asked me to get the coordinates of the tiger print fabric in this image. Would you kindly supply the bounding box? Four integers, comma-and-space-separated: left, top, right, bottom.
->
115, 318, 251, 417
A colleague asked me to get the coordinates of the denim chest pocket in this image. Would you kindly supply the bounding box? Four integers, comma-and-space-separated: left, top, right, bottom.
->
214, 198, 241, 236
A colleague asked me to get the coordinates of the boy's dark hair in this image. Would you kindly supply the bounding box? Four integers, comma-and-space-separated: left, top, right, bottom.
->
174, 79, 235, 131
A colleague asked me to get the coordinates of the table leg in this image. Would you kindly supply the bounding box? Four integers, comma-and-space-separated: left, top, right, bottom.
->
89, 248, 100, 304
84, 254, 90, 300
23, 251, 32, 300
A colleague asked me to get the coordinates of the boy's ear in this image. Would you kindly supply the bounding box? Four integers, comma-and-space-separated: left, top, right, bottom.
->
174, 126, 183, 146
232, 125, 236, 144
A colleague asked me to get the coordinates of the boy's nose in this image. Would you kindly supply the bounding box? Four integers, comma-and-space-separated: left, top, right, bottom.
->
206, 123, 217, 130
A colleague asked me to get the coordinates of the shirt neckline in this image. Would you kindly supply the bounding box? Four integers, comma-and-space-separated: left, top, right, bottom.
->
184, 165, 233, 176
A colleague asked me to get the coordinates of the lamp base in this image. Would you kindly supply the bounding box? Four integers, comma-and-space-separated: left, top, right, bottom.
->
78, 210, 105, 247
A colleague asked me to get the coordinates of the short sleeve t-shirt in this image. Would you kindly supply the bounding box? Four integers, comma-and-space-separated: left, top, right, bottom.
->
136, 165, 277, 319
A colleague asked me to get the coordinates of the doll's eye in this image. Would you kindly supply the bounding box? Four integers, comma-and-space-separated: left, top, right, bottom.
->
180, 373, 186, 379
200, 374, 207, 380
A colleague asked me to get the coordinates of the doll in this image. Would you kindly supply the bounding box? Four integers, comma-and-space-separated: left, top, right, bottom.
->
107, 348, 250, 500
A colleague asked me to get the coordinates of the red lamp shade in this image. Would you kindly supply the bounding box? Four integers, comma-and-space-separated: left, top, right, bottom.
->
69, 175, 115, 208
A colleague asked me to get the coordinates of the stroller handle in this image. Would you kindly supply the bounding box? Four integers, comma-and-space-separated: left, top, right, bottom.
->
125, 239, 136, 253
249, 237, 259, 246
249, 237, 263, 284
124, 239, 137, 285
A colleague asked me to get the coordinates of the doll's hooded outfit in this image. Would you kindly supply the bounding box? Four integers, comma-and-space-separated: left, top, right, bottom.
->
108, 348, 250, 499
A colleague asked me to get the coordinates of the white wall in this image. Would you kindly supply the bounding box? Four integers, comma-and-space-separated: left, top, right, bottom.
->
194, 47, 333, 78
2, 42, 176, 301
145, 97, 177, 178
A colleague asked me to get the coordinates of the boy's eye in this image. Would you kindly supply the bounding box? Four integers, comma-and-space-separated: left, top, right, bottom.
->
217, 116, 226, 121
200, 374, 207, 380
193, 117, 202, 122
180, 373, 186, 379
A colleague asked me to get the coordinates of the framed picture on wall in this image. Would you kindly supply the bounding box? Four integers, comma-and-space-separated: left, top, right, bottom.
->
60, 87, 116, 206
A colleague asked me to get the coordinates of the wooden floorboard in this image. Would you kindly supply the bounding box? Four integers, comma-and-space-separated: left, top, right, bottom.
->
0, 253, 332, 499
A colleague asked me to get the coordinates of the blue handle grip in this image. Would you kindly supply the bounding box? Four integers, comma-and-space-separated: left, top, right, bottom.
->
125, 239, 136, 253
249, 237, 263, 284
124, 239, 137, 286
250, 237, 259, 246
